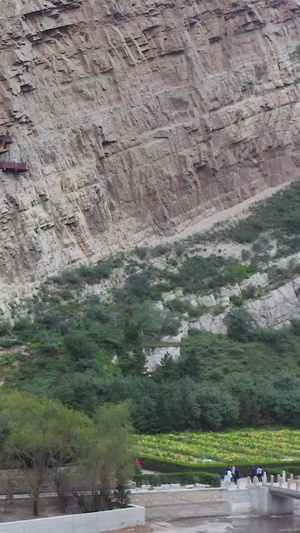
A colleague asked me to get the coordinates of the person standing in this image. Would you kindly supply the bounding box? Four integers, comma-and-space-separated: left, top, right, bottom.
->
234, 466, 240, 485
226, 467, 232, 482
257, 466, 263, 482
250, 466, 257, 483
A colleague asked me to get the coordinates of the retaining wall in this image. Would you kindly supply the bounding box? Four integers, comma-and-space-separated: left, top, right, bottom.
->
0, 468, 89, 494
131, 487, 230, 520
131, 487, 227, 507
0, 505, 145, 533
227, 488, 252, 513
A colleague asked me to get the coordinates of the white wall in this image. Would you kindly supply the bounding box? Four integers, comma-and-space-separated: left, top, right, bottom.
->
0, 505, 145, 533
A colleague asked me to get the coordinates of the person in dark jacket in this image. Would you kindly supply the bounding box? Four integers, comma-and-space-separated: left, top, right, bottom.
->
234, 466, 240, 484
250, 466, 257, 483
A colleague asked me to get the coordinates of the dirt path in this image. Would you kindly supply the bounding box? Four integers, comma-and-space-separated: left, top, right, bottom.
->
144, 182, 292, 247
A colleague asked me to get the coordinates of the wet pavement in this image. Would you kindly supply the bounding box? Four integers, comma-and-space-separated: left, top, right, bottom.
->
148, 513, 300, 532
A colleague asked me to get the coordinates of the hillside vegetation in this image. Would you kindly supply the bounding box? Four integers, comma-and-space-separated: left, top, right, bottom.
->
1, 182, 300, 433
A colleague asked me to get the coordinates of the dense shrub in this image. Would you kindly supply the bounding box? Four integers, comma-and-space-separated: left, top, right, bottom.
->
123, 272, 154, 302
166, 299, 206, 318
222, 182, 300, 250
134, 247, 148, 260
133, 471, 220, 487
159, 312, 180, 336
196, 384, 239, 430
255, 327, 291, 351
139, 455, 300, 479
64, 331, 98, 368
226, 308, 255, 342
77, 256, 123, 284
150, 245, 170, 257
291, 319, 300, 337
61, 270, 81, 286
0, 321, 11, 337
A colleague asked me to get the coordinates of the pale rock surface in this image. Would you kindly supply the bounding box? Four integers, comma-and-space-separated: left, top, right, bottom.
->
194, 294, 216, 308
220, 284, 242, 299
246, 276, 300, 327
269, 251, 300, 271
146, 346, 180, 372
162, 319, 189, 343
219, 296, 231, 308
193, 275, 300, 333
162, 290, 184, 303
192, 313, 228, 335
0, 1, 299, 300
240, 272, 269, 291
173, 274, 300, 344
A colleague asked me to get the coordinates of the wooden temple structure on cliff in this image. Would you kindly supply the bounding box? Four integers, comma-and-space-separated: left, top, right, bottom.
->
0, 133, 27, 172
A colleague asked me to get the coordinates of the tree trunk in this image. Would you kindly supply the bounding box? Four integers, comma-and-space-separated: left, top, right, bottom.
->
55, 470, 68, 513
71, 489, 90, 513
31, 480, 41, 517
99, 489, 112, 510
33, 497, 39, 517
91, 490, 100, 512
57, 489, 67, 513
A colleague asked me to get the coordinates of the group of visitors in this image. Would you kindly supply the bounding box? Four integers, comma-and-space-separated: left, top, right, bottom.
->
250, 465, 264, 482
225, 465, 240, 484
224, 465, 265, 485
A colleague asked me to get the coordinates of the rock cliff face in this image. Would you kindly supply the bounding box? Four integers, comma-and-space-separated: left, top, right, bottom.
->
1, 0, 300, 299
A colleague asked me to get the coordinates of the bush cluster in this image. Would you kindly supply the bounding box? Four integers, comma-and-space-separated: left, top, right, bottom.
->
139, 455, 300, 480
133, 471, 220, 487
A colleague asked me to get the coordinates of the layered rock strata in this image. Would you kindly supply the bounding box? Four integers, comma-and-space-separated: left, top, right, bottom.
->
1, 0, 300, 299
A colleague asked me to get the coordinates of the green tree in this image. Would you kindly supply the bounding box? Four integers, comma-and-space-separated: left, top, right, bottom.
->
226, 374, 258, 425
124, 272, 153, 302
291, 319, 300, 337
100, 377, 160, 434
226, 308, 255, 342
152, 354, 180, 382
124, 301, 161, 343
0, 320, 11, 337
122, 301, 162, 375
157, 378, 201, 432
64, 331, 98, 369
0, 391, 92, 516
196, 384, 239, 430
82, 402, 136, 511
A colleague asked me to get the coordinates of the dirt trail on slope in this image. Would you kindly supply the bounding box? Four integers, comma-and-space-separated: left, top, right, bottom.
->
144, 182, 293, 248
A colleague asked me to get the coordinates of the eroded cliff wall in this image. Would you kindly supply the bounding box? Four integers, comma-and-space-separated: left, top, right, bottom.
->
1, 0, 300, 299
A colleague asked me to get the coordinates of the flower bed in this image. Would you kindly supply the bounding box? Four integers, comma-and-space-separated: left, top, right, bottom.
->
137, 429, 300, 465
